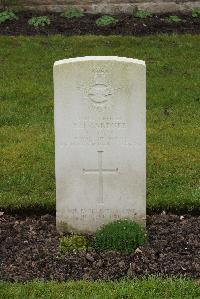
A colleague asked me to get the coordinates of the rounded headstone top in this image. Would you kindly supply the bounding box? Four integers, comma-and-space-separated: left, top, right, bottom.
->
54, 56, 145, 67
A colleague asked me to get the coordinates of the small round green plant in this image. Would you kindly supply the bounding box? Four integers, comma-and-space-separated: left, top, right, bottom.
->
192, 8, 200, 18
59, 235, 88, 253
134, 10, 152, 19
28, 16, 50, 28
96, 15, 118, 27
61, 8, 85, 19
0, 10, 19, 24
165, 15, 181, 23
93, 219, 146, 253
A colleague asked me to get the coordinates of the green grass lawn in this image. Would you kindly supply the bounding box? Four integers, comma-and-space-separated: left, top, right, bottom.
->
1, 277, 200, 299
0, 35, 199, 212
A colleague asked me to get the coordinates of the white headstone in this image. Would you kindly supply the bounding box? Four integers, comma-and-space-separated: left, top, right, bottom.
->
54, 56, 146, 232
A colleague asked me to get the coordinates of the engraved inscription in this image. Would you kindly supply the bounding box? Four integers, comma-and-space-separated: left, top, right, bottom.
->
77, 68, 121, 112
83, 151, 118, 204
62, 116, 133, 147
62, 136, 132, 147
88, 71, 112, 104
73, 119, 127, 129
66, 208, 139, 221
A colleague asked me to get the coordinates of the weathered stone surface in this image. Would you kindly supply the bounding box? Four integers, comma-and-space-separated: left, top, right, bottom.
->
54, 56, 146, 232
1, 0, 199, 14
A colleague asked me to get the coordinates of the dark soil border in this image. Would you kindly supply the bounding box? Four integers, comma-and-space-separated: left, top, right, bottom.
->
0, 213, 199, 281
1, 205, 200, 217
0, 11, 200, 36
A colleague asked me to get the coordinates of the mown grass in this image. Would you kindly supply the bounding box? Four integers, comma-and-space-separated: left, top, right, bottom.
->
0, 277, 200, 299
0, 35, 199, 212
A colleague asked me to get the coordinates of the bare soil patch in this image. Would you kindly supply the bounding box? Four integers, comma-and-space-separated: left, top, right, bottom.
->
0, 12, 199, 35
0, 213, 199, 281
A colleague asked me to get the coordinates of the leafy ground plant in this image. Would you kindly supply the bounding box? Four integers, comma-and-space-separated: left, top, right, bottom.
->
192, 8, 200, 18
59, 235, 88, 253
134, 10, 152, 19
61, 8, 84, 19
96, 15, 118, 26
0, 10, 18, 24
94, 220, 146, 253
28, 16, 50, 28
165, 15, 182, 23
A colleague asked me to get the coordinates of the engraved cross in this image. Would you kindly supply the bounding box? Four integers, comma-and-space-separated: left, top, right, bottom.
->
83, 151, 118, 204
